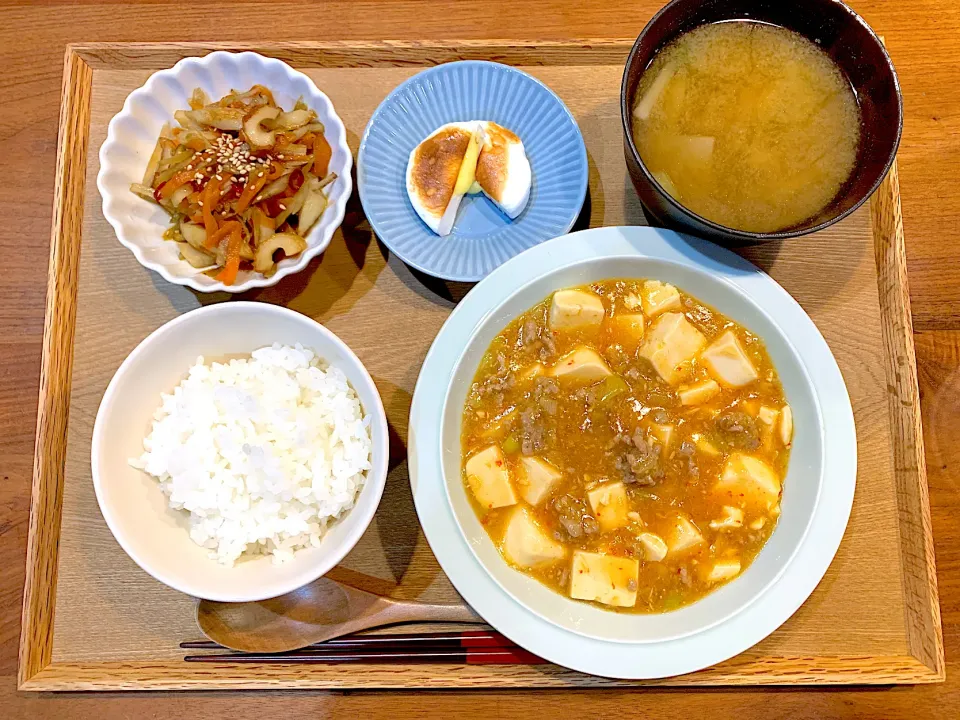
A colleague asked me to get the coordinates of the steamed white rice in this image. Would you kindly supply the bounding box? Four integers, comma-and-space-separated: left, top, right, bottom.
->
131, 343, 372, 566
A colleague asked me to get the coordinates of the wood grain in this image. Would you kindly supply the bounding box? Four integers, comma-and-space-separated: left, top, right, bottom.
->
12, 44, 937, 691
0, 0, 957, 716
17, 47, 91, 689
871, 159, 945, 679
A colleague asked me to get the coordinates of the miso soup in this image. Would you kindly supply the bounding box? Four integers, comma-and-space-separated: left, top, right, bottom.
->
632, 21, 861, 233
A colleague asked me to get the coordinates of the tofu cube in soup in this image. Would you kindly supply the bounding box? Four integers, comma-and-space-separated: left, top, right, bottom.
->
678, 378, 721, 406
705, 559, 742, 584
570, 551, 639, 607
641, 280, 681, 317
639, 312, 707, 384
503, 507, 567, 568
709, 505, 744, 530
465, 445, 517, 509
780, 404, 794, 446
549, 289, 605, 331
517, 456, 562, 505
587, 481, 629, 532
701, 331, 759, 387
716, 453, 781, 510
667, 514, 704, 555
638, 532, 668, 561
550, 347, 612, 383
649, 423, 675, 449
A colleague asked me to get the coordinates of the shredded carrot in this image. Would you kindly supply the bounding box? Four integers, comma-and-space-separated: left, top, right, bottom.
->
158, 169, 195, 199
236, 171, 270, 214
215, 226, 243, 285
204, 219, 241, 250
313, 134, 331, 177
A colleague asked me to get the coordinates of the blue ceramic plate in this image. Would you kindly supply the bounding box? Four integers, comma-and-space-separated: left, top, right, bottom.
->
357, 61, 588, 282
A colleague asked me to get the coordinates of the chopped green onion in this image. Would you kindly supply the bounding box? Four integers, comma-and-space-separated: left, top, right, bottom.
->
502, 436, 521, 455
599, 375, 629, 403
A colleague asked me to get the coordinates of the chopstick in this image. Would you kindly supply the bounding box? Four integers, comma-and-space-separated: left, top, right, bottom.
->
181, 630, 547, 665
184, 647, 545, 665
180, 629, 517, 651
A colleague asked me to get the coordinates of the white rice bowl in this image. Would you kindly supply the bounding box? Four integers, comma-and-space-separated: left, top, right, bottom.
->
131, 343, 372, 566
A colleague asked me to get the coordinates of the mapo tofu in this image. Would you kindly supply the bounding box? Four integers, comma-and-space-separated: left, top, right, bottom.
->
461, 280, 792, 613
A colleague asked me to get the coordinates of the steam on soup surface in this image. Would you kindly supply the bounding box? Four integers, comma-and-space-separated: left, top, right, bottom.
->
632, 21, 861, 233
460, 280, 793, 613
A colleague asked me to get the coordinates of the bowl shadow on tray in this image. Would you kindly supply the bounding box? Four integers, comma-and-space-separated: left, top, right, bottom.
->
622, 180, 866, 310
327, 380, 453, 603
379, 187, 595, 308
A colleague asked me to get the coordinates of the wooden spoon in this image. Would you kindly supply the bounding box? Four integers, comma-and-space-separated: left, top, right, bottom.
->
196, 577, 483, 653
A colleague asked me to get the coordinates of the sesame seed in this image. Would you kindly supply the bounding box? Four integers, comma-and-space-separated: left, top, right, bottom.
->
278, 203, 286, 210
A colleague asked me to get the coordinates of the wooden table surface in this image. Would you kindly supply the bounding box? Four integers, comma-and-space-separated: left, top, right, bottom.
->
1, 1, 958, 717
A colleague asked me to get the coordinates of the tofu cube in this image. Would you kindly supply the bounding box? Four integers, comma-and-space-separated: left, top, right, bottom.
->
550, 347, 612, 383
465, 445, 517, 510
678, 378, 721, 406
516, 456, 562, 506
757, 406, 779, 426
716, 453, 781, 510
518, 363, 545, 383
638, 532, 668, 561
649, 423, 675, 450
609, 313, 645, 349
549, 289, 605, 331
639, 312, 707, 384
701, 331, 759, 387
692, 433, 721, 456
705, 559, 741, 584
667, 514, 703, 555
708, 505, 744, 530
641, 280, 682, 318
780, 404, 794, 446
587, 482, 629, 533
569, 551, 639, 607
502, 507, 566, 568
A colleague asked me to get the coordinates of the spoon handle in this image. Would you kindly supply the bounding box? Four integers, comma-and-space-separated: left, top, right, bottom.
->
381, 600, 484, 625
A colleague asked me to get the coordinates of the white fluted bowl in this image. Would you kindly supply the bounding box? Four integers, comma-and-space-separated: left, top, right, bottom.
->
98, 51, 352, 293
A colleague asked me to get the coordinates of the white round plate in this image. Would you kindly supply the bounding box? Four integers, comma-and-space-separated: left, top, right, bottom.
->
409, 226, 856, 679
98, 51, 353, 293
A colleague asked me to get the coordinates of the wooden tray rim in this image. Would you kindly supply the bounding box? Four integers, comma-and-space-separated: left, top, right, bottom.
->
18, 40, 944, 692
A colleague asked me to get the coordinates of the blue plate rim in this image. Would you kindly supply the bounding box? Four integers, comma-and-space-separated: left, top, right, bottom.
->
357, 60, 589, 283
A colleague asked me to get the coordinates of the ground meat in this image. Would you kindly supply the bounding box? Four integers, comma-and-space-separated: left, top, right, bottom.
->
539, 396, 558, 414
714, 411, 760, 450
535, 376, 559, 395
677, 440, 699, 479
613, 430, 663, 485
520, 319, 538, 347
678, 566, 691, 586
625, 367, 641, 380
520, 407, 545, 455
551, 494, 600, 540
539, 332, 557, 360
574, 385, 599, 410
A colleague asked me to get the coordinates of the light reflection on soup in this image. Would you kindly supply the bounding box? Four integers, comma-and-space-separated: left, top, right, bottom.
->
460, 280, 792, 613
631, 21, 861, 233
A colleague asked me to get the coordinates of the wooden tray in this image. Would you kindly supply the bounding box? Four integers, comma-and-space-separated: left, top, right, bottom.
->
19, 41, 943, 691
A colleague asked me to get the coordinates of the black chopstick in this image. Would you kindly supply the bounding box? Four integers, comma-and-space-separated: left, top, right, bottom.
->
180, 629, 517, 651
184, 647, 545, 665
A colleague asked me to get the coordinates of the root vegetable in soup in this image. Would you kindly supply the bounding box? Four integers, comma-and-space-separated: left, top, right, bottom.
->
631, 21, 861, 233
460, 280, 792, 613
